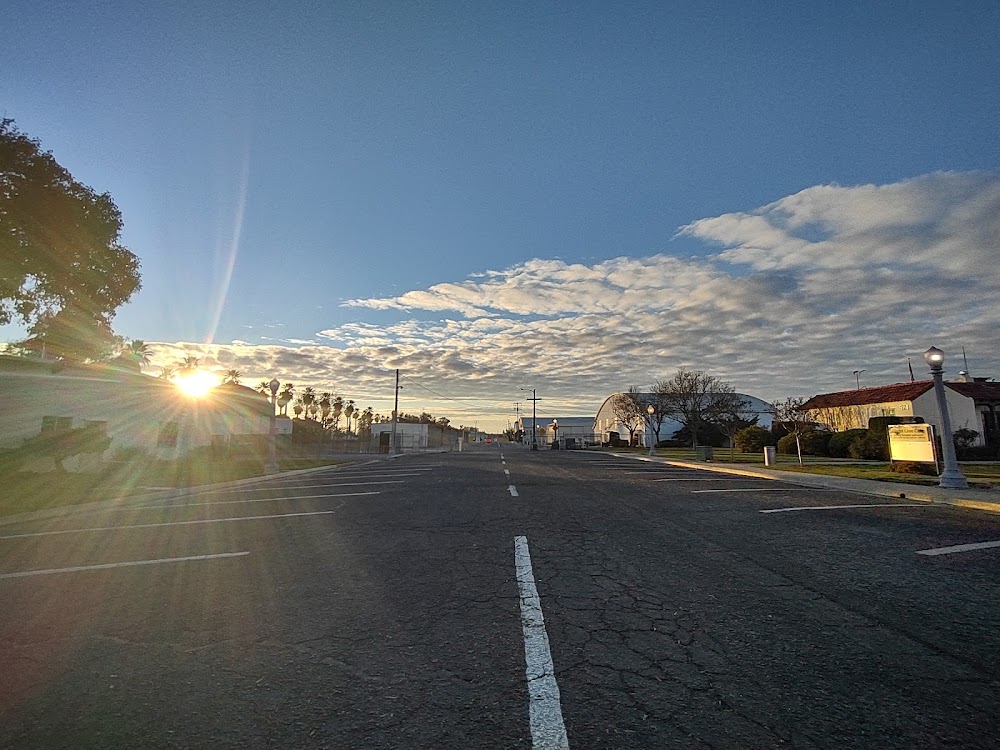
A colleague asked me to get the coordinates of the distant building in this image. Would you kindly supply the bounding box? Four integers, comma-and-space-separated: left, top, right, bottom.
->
593, 392, 774, 447
801, 379, 999, 447
370, 421, 459, 451
0, 355, 272, 469
516, 416, 596, 447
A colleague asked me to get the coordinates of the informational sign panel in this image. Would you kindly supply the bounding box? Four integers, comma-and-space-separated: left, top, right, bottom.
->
888, 424, 936, 463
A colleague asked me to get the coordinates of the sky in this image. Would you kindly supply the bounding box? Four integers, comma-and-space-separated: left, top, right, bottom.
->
3, 0, 999, 432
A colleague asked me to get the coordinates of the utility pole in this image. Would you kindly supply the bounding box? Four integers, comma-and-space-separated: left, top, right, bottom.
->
520, 388, 540, 451
389, 369, 400, 457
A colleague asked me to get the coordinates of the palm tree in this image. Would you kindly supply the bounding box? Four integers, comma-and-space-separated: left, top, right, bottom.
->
331, 395, 344, 432
159, 367, 177, 380
222, 369, 242, 385
301, 387, 317, 419
181, 355, 200, 369
319, 392, 332, 424
126, 340, 151, 369
278, 383, 294, 415
292, 397, 304, 419
257, 380, 270, 394
344, 399, 356, 434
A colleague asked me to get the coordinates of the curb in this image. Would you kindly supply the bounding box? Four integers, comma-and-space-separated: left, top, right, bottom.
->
609, 452, 1000, 515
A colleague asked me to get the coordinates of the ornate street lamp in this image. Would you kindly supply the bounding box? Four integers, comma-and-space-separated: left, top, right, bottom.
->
923, 347, 968, 489
647, 404, 656, 457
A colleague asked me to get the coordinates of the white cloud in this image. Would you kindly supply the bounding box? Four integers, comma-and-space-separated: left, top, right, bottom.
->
149, 172, 1000, 431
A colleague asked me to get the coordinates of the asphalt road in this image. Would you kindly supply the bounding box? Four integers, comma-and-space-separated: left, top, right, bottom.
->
1, 444, 999, 749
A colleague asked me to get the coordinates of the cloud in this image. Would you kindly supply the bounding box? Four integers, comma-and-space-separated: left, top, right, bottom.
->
149, 172, 1000, 430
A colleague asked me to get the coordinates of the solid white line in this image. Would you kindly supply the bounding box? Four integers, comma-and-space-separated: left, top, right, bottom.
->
140, 491, 379, 510
194, 480, 404, 495
0, 511, 337, 540
509, 485, 519, 497
514, 536, 569, 750
761, 503, 928, 514
0, 552, 250, 580
916, 540, 1000, 556
692, 487, 812, 494
652, 478, 753, 482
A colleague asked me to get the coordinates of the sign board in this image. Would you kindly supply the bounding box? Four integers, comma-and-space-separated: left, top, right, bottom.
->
888, 424, 936, 463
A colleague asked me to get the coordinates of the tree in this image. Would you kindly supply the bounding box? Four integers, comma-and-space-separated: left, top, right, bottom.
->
331, 395, 344, 431
655, 369, 737, 450
713, 395, 760, 460
124, 339, 151, 370
612, 391, 644, 445
159, 366, 177, 380
222, 369, 241, 385
319, 392, 332, 424
301, 386, 316, 419
256, 380, 271, 394
344, 400, 356, 433
1, 119, 141, 355
180, 355, 200, 370
278, 383, 295, 415
634, 385, 670, 446
772, 397, 817, 466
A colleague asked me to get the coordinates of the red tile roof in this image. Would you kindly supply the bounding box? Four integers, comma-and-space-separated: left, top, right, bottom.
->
802, 379, 1000, 410
946, 381, 1000, 402
801, 381, 934, 410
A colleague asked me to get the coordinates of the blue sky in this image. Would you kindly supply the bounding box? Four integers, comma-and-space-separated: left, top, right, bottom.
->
3, 1, 999, 429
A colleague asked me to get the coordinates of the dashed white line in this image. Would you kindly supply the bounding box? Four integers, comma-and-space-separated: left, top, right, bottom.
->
514, 536, 570, 750
0, 551, 250, 580
761, 503, 928, 514
0, 510, 337, 540
509, 485, 519, 497
504, 468, 511, 476
916, 540, 1000, 556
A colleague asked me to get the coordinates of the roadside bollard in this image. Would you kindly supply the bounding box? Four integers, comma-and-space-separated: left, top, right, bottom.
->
763, 446, 776, 467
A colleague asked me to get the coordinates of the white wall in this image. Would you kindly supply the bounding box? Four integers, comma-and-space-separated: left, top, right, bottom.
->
912, 388, 985, 446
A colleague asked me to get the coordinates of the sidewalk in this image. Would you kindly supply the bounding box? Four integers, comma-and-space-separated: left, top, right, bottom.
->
614, 453, 1000, 516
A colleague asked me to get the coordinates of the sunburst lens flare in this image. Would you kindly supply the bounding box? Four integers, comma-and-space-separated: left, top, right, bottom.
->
175, 370, 217, 398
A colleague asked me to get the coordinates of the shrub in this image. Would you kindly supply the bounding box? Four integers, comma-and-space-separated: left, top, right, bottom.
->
892, 461, 937, 476
848, 430, 888, 460
799, 430, 832, 456
734, 426, 772, 454
956, 445, 998, 461
828, 429, 869, 458
953, 428, 980, 450
776, 434, 799, 455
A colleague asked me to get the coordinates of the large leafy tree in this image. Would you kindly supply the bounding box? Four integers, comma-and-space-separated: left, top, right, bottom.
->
655, 369, 738, 449
1, 119, 141, 359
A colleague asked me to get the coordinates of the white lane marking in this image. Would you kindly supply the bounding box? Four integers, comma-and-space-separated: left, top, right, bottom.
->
761, 503, 928, 514
514, 536, 570, 750
652, 478, 754, 482
509, 485, 519, 497
504, 468, 511, 476
0, 551, 250, 580
916, 540, 1000, 556
502, 460, 507, 466
691, 487, 818, 494
0, 511, 336, 540
193, 480, 404, 496
140, 491, 379, 510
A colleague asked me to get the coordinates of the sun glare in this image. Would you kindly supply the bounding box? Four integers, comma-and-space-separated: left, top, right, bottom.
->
175, 370, 217, 398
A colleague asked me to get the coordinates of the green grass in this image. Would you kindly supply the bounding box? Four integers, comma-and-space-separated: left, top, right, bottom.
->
0, 455, 346, 518
600, 447, 1000, 489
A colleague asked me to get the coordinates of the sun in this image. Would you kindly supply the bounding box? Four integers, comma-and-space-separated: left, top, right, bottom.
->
175, 369, 217, 398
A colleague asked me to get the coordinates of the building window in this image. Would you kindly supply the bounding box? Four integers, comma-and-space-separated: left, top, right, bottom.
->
158, 421, 179, 447
41, 416, 73, 434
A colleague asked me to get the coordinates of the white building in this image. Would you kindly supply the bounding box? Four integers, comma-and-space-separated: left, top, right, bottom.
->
516, 416, 597, 447
800, 380, 996, 446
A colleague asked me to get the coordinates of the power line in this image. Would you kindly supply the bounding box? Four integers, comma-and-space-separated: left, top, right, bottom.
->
398, 373, 496, 410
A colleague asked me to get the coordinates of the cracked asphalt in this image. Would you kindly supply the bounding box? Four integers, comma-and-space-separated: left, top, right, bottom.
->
1, 443, 999, 748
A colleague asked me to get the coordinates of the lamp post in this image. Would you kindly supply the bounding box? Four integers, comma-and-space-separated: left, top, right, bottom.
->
647, 404, 656, 456
853, 369, 866, 389
265, 378, 280, 474
923, 347, 968, 489
521, 388, 538, 450
552, 419, 558, 449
